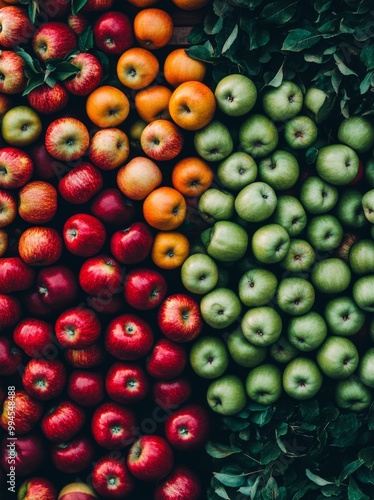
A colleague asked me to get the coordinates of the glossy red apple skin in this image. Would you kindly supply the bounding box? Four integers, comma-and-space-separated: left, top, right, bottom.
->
91, 402, 137, 450
55, 306, 102, 349
0, 257, 35, 293
63, 213, 106, 257
0, 6, 34, 48
165, 403, 210, 450
127, 435, 174, 482
0, 293, 21, 331
158, 293, 203, 343
0, 390, 44, 435
79, 254, 124, 297
41, 400, 85, 443
0, 189, 17, 228
45, 117, 90, 162
0, 433, 46, 476
0, 50, 27, 94
0, 146, 34, 189
27, 141, 63, 180
105, 362, 150, 405
32, 21, 77, 61
51, 435, 96, 474
146, 339, 187, 380
0, 336, 22, 375
152, 377, 192, 410
123, 267, 168, 310
22, 358, 67, 401
91, 455, 135, 498
18, 226, 63, 267
57, 482, 98, 500
25, 289, 55, 318
58, 162, 103, 205
67, 13, 89, 35
91, 188, 135, 227
140, 120, 184, 162
18, 180, 58, 224
88, 127, 129, 170
64, 343, 105, 369
110, 221, 154, 265
64, 52, 103, 96
93, 11, 133, 55
17, 476, 57, 500
36, 264, 79, 310
67, 370, 105, 407
104, 313, 154, 361
27, 82, 69, 114
13, 317, 54, 358
154, 465, 202, 500
82, 0, 115, 11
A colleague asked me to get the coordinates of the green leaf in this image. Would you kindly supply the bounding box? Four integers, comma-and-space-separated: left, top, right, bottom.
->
28, 0, 38, 24
78, 26, 94, 52
214, 483, 230, 500
337, 459, 364, 485
214, 472, 245, 488
264, 60, 285, 87
356, 467, 374, 485
261, 477, 279, 500
22, 74, 45, 96
204, 13, 224, 35
300, 399, 319, 422
334, 52, 358, 76
360, 41, 374, 70
282, 28, 324, 52
305, 469, 334, 486
348, 477, 370, 500
249, 404, 274, 426
205, 441, 242, 459
53, 61, 80, 82
330, 413, 360, 447
358, 447, 374, 468
260, 0, 298, 25
221, 24, 239, 53
331, 68, 342, 93
317, 93, 336, 122
186, 44, 214, 62
187, 25, 207, 44
16, 48, 42, 74
95, 51, 110, 76
260, 440, 282, 464
314, 0, 333, 13
71, 0, 88, 16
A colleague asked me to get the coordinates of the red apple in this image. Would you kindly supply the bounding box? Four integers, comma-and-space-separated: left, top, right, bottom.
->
123, 267, 167, 310
18, 180, 58, 224
58, 162, 103, 205
67, 14, 89, 35
0, 293, 21, 330
0, 6, 34, 48
22, 358, 67, 401
127, 435, 174, 482
146, 339, 187, 380
13, 317, 54, 358
17, 477, 57, 500
51, 435, 96, 474
55, 306, 102, 349
87, 294, 125, 315
0, 390, 44, 435
64, 343, 105, 369
41, 400, 85, 443
154, 465, 202, 500
90, 187, 135, 227
0, 336, 22, 375
0, 433, 46, 476
0, 257, 35, 293
91, 455, 135, 499
35, 264, 79, 310
67, 370, 105, 407
165, 403, 210, 450
105, 362, 149, 405
0, 146, 34, 189
45, 117, 90, 162
79, 254, 123, 297
63, 213, 106, 257
152, 377, 192, 409
93, 11, 133, 55
32, 22, 77, 61
110, 221, 154, 265
27, 141, 64, 180
91, 402, 137, 450
18, 226, 63, 266
140, 119, 184, 161
37, 0, 70, 19
27, 82, 69, 115
0, 189, 17, 228
58, 482, 97, 500
158, 294, 203, 343
64, 52, 103, 96
0, 50, 27, 94
89, 127, 130, 170
104, 313, 154, 360
82, 0, 115, 11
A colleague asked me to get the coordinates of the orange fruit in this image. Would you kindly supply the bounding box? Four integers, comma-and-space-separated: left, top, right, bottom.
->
143, 186, 187, 230
163, 48, 207, 87
133, 8, 174, 50
151, 231, 190, 269
117, 156, 162, 200
86, 85, 130, 128
135, 85, 172, 122
117, 47, 159, 90
172, 156, 214, 197
168, 81, 216, 131
170, 0, 210, 9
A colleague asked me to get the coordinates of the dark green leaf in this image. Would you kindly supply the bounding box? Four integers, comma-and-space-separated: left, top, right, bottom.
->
53, 61, 80, 81
305, 469, 333, 486
320, 483, 342, 496
358, 447, 374, 468
22, 74, 45, 96
204, 13, 224, 35
249, 404, 274, 426
95, 51, 110, 76
221, 24, 239, 53
16, 48, 42, 74
223, 416, 250, 431
78, 26, 94, 52
316, 93, 336, 122
187, 25, 207, 44
206, 441, 242, 459
337, 459, 364, 485
264, 60, 285, 87
356, 467, 374, 485
28, 0, 37, 24
348, 477, 370, 500
260, 440, 282, 464
300, 399, 319, 422
331, 68, 342, 93
214, 483, 230, 500
330, 413, 360, 447
186, 44, 214, 62
71, 0, 88, 16
214, 472, 245, 488
318, 18, 338, 33
334, 52, 358, 76
239, 429, 251, 441
260, 0, 298, 25
360, 41, 374, 70
261, 477, 279, 500
282, 28, 323, 52
314, 0, 333, 13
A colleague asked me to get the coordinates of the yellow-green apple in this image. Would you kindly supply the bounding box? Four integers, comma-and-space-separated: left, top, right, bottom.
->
45, 117, 90, 161
105, 362, 149, 405
201, 220, 248, 262
79, 253, 123, 297
51, 435, 95, 474
316, 336, 359, 379
0, 293, 21, 330
241, 306, 282, 346
262, 81, 303, 121
181, 253, 218, 295
67, 370, 104, 407
200, 287, 242, 330
157, 293, 203, 342
276, 277, 315, 316
64, 343, 105, 369
127, 435, 174, 482
41, 400, 85, 443
0, 146, 34, 189
258, 150, 300, 190
123, 267, 168, 311
214, 73, 257, 116
282, 357, 323, 399
338, 116, 374, 153
91, 455, 134, 498
93, 10, 133, 54
17, 477, 57, 500
270, 335, 298, 364
0, 189, 16, 227
154, 465, 202, 500
110, 221, 154, 265
27, 83, 69, 115
1, 106, 42, 147
352, 274, 374, 312
334, 377, 372, 412
362, 188, 374, 223
284, 115, 318, 149
141, 119, 184, 161
0, 336, 22, 375
193, 119, 233, 162
63, 213, 106, 257
0, 390, 43, 435
217, 151, 258, 192
287, 311, 327, 351
89, 127, 129, 170
226, 326, 268, 368
358, 347, 374, 388
238, 268, 278, 307
239, 113, 278, 158
324, 296, 366, 337
152, 377, 192, 409
245, 363, 282, 405
335, 189, 367, 228
235, 181, 277, 222
251, 223, 290, 264
0, 433, 46, 476
18, 226, 63, 267
316, 144, 359, 185
22, 358, 67, 401
146, 338, 187, 380
0, 6, 34, 48
0, 256, 35, 293
198, 188, 235, 223
64, 52, 103, 96
18, 181, 58, 224
299, 175, 339, 214
165, 403, 210, 450
91, 401, 137, 450
35, 264, 78, 310
189, 336, 229, 379
349, 239, 374, 274
58, 162, 103, 204
311, 258, 351, 294
280, 239, 315, 272
90, 187, 135, 227
206, 374, 247, 416
32, 21, 77, 61
55, 306, 102, 349
0, 50, 27, 94
57, 482, 97, 500
304, 86, 332, 122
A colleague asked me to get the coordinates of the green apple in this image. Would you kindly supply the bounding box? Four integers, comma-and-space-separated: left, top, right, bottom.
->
239, 114, 279, 158
315, 144, 359, 186
1, 105, 43, 147
365, 158, 374, 187
270, 335, 298, 364
362, 189, 374, 223
335, 189, 367, 228
200, 287, 242, 330
271, 195, 307, 236
352, 274, 374, 312
316, 336, 359, 379
193, 120, 234, 162
245, 364, 282, 405
311, 258, 351, 294
276, 277, 315, 316
299, 176, 339, 214
279, 239, 315, 272
258, 150, 299, 191
241, 306, 282, 347
189, 336, 229, 379
198, 188, 235, 224
251, 223, 290, 264
217, 152, 258, 192
306, 214, 343, 252
282, 357, 323, 400
201, 220, 248, 263
206, 374, 247, 416
349, 239, 374, 275
262, 81, 303, 122
358, 347, 374, 388
324, 296, 366, 336
284, 115, 318, 149
181, 253, 218, 295
214, 73, 257, 117
335, 377, 373, 412
287, 311, 327, 352
226, 326, 268, 368
337, 116, 374, 153
238, 268, 278, 307
304, 86, 332, 123
234, 181, 277, 222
